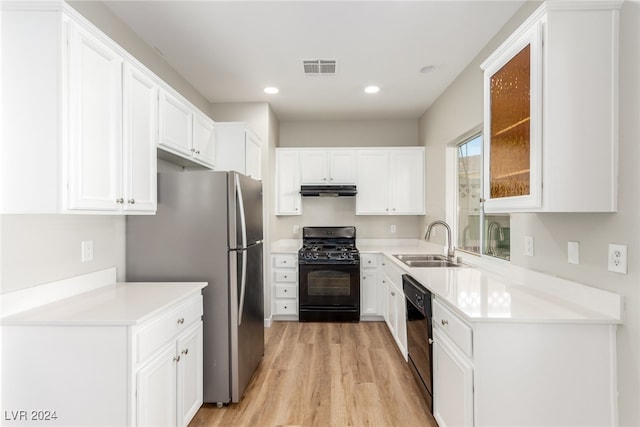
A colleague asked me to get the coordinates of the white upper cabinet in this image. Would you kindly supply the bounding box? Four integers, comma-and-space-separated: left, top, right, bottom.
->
159, 89, 194, 158
481, 1, 621, 213
158, 89, 217, 169
192, 111, 216, 168
122, 63, 158, 212
300, 149, 356, 184
1, 2, 158, 214
275, 150, 302, 215
356, 148, 425, 215
215, 123, 262, 180
66, 21, 124, 211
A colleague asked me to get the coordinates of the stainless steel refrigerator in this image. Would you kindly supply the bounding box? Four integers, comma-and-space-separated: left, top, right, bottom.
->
126, 170, 264, 405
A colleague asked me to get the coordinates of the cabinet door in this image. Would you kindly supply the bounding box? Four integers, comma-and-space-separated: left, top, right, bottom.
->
356, 150, 390, 214
361, 270, 378, 316
137, 344, 178, 427
378, 272, 388, 317
482, 23, 542, 212
300, 150, 328, 184
193, 112, 216, 168
177, 322, 203, 427
387, 280, 397, 336
276, 150, 301, 215
389, 149, 425, 215
122, 63, 157, 212
245, 131, 261, 180
433, 328, 474, 427
67, 23, 122, 211
328, 150, 356, 183
159, 89, 193, 157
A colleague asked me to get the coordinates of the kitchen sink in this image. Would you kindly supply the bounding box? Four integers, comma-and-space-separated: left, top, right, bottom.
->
393, 254, 466, 268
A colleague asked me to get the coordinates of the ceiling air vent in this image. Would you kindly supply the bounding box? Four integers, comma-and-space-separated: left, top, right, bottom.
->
303, 59, 337, 76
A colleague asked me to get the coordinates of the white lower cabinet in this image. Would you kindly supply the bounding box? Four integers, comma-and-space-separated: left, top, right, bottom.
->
381, 256, 407, 360
433, 328, 474, 427
272, 253, 298, 320
138, 321, 203, 427
1, 289, 204, 427
360, 254, 380, 319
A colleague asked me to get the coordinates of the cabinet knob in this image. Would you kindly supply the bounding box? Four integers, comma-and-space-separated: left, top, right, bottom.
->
391, 291, 396, 296
428, 338, 434, 345
173, 355, 181, 362
368, 260, 372, 264
116, 198, 124, 204
284, 305, 288, 309
177, 317, 185, 324
284, 289, 288, 293
283, 275, 288, 279
196, 150, 201, 155
392, 208, 396, 211
441, 319, 448, 326
182, 348, 189, 355
385, 208, 389, 211
191, 148, 196, 153
283, 260, 287, 264
127, 199, 135, 204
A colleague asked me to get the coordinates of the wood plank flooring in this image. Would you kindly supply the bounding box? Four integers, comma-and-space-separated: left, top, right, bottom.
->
188, 321, 438, 427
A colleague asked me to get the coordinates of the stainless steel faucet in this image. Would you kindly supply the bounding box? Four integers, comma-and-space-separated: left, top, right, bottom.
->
425, 220, 455, 260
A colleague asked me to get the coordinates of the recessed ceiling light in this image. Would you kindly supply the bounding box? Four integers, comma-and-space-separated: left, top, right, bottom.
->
364, 86, 380, 94
264, 87, 279, 94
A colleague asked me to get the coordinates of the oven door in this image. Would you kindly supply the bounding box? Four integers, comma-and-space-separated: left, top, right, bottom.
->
298, 263, 360, 321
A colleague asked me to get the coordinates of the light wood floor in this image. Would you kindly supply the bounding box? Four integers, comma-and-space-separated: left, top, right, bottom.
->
188, 321, 438, 427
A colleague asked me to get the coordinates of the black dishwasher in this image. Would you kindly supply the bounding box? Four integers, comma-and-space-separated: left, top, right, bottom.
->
403, 274, 433, 412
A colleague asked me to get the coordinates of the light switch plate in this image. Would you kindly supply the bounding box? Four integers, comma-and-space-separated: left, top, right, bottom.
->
568, 241, 580, 264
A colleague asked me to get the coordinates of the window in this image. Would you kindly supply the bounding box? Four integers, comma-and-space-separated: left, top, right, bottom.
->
456, 134, 510, 261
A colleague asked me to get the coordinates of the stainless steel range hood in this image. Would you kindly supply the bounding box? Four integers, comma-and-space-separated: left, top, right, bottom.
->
300, 185, 357, 197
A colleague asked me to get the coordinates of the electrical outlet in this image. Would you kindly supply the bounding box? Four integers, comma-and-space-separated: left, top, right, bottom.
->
81, 240, 94, 263
293, 225, 300, 235
608, 244, 627, 274
390, 224, 396, 233
524, 235, 534, 256
568, 241, 580, 264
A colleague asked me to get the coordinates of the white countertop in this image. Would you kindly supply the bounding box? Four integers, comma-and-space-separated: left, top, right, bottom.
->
271, 238, 623, 324
2, 282, 207, 326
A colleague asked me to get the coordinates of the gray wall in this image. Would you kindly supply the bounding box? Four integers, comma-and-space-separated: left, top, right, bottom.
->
419, 2, 640, 424
274, 119, 422, 240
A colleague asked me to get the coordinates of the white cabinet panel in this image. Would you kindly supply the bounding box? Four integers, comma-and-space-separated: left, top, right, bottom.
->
275, 150, 301, 215
193, 112, 216, 168
215, 123, 262, 179
159, 89, 193, 157
137, 343, 178, 427
361, 270, 378, 316
67, 21, 123, 211
433, 328, 474, 427
299, 149, 356, 184
122, 63, 158, 212
176, 322, 203, 427
356, 148, 424, 215
356, 150, 390, 214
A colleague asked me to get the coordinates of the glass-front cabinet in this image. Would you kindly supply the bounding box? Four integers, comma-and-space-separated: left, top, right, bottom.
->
480, 2, 620, 213
482, 22, 542, 212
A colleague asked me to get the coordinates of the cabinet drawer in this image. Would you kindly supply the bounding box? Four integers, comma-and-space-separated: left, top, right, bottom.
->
273, 254, 297, 268
274, 270, 296, 283
382, 256, 405, 286
361, 254, 378, 268
275, 284, 297, 299
433, 298, 472, 358
274, 301, 297, 315
136, 294, 203, 363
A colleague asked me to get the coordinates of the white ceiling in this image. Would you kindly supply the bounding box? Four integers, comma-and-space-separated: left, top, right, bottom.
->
105, 1, 526, 121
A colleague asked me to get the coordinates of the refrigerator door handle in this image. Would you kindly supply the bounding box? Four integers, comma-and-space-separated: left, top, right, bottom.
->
236, 174, 248, 325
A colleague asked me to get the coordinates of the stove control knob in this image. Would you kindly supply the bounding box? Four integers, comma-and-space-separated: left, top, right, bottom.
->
312, 253, 319, 260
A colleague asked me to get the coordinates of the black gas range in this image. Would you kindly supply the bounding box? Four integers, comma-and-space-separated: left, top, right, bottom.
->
298, 226, 360, 322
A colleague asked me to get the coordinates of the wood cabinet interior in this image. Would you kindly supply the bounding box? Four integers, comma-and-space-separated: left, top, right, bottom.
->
489, 44, 531, 199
